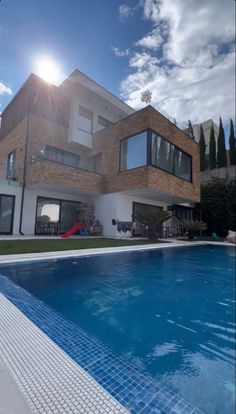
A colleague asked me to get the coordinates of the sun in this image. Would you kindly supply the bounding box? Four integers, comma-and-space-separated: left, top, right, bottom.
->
34, 56, 62, 84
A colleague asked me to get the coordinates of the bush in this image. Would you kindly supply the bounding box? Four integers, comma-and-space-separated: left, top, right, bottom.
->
179, 219, 207, 239
134, 210, 171, 241
201, 179, 236, 236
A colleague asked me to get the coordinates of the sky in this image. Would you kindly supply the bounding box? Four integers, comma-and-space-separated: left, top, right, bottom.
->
0, 0, 235, 136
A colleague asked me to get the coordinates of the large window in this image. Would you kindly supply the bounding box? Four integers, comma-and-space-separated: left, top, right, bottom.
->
151, 132, 191, 181
35, 197, 85, 235
44, 146, 80, 167
97, 116, 112, 131
6, 150, 16, 179
0, 194, 15, 234
174, 149, 191, 181
78, 106, 93, 134
152, 134, 174, 174
120, 132, 147, 171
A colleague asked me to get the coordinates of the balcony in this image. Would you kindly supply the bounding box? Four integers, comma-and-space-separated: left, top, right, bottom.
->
26, 152, 104, 194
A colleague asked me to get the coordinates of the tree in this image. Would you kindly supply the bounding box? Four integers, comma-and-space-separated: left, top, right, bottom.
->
134, 209, 171, 241
201, 178, 236, 236
229, 118, 236, 165
209, 124, 216, 169
217, 117, 227, 167
188, 120, 195, 139
199, 125, 207, 171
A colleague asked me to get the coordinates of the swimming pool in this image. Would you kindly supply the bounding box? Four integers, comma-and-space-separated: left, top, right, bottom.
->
0, 245, 235, 413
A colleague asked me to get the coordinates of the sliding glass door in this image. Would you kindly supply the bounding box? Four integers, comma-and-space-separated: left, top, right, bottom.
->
0, 194, 15, 234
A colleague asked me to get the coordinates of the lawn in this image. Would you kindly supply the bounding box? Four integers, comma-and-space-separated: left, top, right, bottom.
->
0, 238, 163, 255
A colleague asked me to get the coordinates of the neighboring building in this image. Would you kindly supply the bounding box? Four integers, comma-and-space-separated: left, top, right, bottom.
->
192, 119, 219, 154
0, 71, 200, 236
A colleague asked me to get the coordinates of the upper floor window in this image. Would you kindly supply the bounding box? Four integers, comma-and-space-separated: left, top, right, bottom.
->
78, 106, 93, 134
97, 116, 112, 132
88, 153, 102, 173
6, 150, 16, 179
120, 132, 147, 171
44, 146, 80, 168
152, 134, 174, 174
120, 130, 192, 182
152, 133, 191, 181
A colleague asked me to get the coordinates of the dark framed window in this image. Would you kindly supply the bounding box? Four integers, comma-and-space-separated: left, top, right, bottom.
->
97, 116, 112, 131
120, 131, 147, 171
119, 129, 192, 182
44, 146, 80, 167
6, 150, 16, 179
0, 194, 15, 234
35, 196, 84, 235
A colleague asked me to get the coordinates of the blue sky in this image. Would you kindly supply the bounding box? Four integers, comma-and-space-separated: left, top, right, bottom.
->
0, 0, 235, 137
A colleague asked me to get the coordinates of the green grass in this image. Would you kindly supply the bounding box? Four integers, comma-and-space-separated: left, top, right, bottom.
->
0, 238, 167, 255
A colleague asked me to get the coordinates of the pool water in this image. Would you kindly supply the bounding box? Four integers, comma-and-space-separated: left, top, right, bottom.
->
1, 245, 235, 413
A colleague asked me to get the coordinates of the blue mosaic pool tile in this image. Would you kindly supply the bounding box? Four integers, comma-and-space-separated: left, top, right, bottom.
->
0, 275, 204, 414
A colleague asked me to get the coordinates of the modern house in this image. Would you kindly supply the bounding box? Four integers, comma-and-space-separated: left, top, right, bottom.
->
0, 70, 200, 236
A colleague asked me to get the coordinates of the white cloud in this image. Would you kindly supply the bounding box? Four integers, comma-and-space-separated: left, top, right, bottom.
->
111, 47, 129, 57
120, 0, 235, 124
119, 4, 134, 20
0, 82, 12, 95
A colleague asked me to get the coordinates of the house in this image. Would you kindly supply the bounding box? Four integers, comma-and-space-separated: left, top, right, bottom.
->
0, 70, 200, 237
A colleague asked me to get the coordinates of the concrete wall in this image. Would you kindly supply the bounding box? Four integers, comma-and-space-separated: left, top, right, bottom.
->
201, 165, 236, 184
95, 192, 168, 237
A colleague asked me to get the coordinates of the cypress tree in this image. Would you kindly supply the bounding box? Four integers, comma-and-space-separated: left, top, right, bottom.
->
229, 118, 236, 165
188, 120, 195, 139
217, 117, 227, 167
209, 124, 216, 169
199, 125, 207, 171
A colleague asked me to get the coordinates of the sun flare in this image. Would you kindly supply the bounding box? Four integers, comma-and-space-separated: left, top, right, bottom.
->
34, 56, 62, 84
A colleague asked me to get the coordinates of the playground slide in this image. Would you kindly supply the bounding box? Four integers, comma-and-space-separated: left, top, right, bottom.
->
61, 222, 84, 238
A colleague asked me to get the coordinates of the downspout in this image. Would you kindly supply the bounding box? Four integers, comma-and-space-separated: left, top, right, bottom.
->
19, 88, 31, 235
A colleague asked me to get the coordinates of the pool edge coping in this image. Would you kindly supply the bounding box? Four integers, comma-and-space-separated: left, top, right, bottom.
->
0, 240, 232, 264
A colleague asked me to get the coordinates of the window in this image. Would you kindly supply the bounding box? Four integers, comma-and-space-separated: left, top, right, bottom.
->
78, 106, 93, 134
174, 149, 191, 181
6, 150, 16, 179
120, 132, 147, 171
88, 154, 102, 173
44, 146, 80, 167
151, 132, 191, 182
0, 194, 15, 234
152, 134, 174, 174
97, 116, 112, 131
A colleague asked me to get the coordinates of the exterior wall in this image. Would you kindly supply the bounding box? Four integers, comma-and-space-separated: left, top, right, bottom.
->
26, 160, 104, 194
93, 106, 200, 203
0, 118, 27, 183
201, 165, 236, 184
0, 181, 22, 235
61, 72, 133, 148
95, 192, 168, 237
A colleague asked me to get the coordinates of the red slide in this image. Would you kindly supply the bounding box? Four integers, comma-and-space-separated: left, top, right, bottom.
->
61, 222, 84, 238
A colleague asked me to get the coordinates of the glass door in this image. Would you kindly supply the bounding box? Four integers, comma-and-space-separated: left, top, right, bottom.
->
0, 194, 15, 234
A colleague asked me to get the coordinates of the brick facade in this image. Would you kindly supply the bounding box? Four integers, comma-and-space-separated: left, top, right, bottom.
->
93, 106, 200, 202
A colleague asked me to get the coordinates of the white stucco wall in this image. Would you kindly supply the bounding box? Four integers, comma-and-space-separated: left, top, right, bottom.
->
0, 181, 22, 235
95, 193, 168, 237
66, 84, 131, 148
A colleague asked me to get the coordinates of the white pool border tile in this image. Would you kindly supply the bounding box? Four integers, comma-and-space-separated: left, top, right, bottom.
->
0, 293, 129, 414
0, 240, 229, 265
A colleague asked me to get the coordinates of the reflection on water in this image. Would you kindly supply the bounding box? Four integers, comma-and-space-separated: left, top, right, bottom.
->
0, 245, 235, 414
